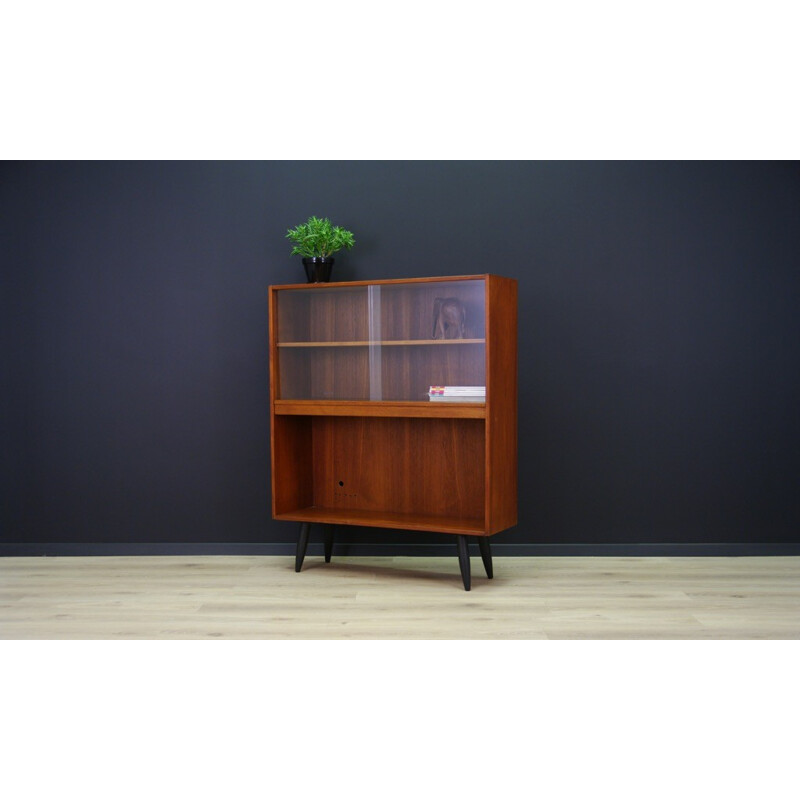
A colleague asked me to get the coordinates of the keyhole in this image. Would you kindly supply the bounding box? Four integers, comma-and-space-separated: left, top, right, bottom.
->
338, 481, 344, 487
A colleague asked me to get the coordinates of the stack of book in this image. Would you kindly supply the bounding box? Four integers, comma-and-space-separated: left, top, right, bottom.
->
428, 386, 486, 403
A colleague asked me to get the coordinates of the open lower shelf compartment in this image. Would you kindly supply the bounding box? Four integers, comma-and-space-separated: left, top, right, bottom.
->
272, 414, 488, 535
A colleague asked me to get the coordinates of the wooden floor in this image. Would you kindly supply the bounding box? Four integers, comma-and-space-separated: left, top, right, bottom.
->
1, 555, 799, 639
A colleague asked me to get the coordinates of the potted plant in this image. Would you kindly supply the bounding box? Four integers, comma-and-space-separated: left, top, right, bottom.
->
285, 215, 355, 283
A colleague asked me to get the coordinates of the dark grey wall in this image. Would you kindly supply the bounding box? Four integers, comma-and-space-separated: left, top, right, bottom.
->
2, 161, 800, 553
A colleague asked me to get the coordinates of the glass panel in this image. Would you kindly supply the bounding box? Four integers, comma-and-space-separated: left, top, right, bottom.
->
377, 279, 485, 401
276, 285, 370, 400
368, 285, 382, 400
275, 279, 486, 402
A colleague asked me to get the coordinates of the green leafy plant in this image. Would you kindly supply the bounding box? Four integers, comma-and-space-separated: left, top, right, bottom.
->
286, 216, 355, 259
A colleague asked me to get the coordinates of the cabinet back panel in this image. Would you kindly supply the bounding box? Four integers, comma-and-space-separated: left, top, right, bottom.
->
279, 346, 484, 401
311, 289, 369, 342
279, 349, 370, 399
311, 417, 485, 522
311, 349, 370, 399
277, 287, 369, 343
381, 345, 486, 401
380, 281, 486, 341
276, 291, 311, 342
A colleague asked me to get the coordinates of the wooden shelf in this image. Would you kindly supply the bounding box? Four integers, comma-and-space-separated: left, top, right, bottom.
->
274, 400, 486, 418
275, 507, 487, 536
277, 339, 486, 347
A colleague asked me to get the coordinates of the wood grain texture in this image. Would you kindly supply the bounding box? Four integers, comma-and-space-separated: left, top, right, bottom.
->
380, 342, 485, 401
311, 347, 370, 400
485, 275, 518, 534
310, 416, 485, 525
271, 415, 313, 515
274, 400, 486, 419
2, 556, 798, 639
378, 281, 486, 342
277, 344, 485, 401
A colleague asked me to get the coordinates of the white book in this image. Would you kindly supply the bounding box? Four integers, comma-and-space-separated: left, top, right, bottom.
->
429, 386, 486, 395
428, 394, 485, 403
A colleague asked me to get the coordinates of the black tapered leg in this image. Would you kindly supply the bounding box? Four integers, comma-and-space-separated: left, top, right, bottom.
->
295, 522, 310, 572
457, 535, 471, 591
478, 536, 493, 579
323, 525, 334, 563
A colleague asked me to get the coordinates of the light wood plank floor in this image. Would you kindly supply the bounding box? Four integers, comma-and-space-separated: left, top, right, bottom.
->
1, 555, 799, 639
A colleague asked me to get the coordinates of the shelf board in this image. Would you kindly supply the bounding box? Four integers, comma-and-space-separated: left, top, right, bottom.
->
277, 338, 486, 347
274, 507, 486, 535
273, 400, 486, 418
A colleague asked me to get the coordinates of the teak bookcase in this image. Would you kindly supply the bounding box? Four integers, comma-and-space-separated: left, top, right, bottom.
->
268, 275, 517, 590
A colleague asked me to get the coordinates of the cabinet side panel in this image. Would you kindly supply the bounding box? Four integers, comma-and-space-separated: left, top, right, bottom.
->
486, 276, 518, 533
269, 287, 278, 512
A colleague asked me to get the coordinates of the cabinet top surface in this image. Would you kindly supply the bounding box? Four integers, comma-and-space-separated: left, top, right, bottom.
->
269, 274, 513, 291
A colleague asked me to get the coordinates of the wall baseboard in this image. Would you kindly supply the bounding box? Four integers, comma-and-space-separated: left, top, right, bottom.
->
2, 542, 800, 557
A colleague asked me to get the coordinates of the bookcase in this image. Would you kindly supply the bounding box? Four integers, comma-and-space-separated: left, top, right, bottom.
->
268, 274, 517, 590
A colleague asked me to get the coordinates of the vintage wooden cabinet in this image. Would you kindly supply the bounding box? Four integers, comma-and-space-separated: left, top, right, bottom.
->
268, 274, 517, 590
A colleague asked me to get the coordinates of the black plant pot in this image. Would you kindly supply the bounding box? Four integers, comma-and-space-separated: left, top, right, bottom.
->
302, 257, 334, 283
